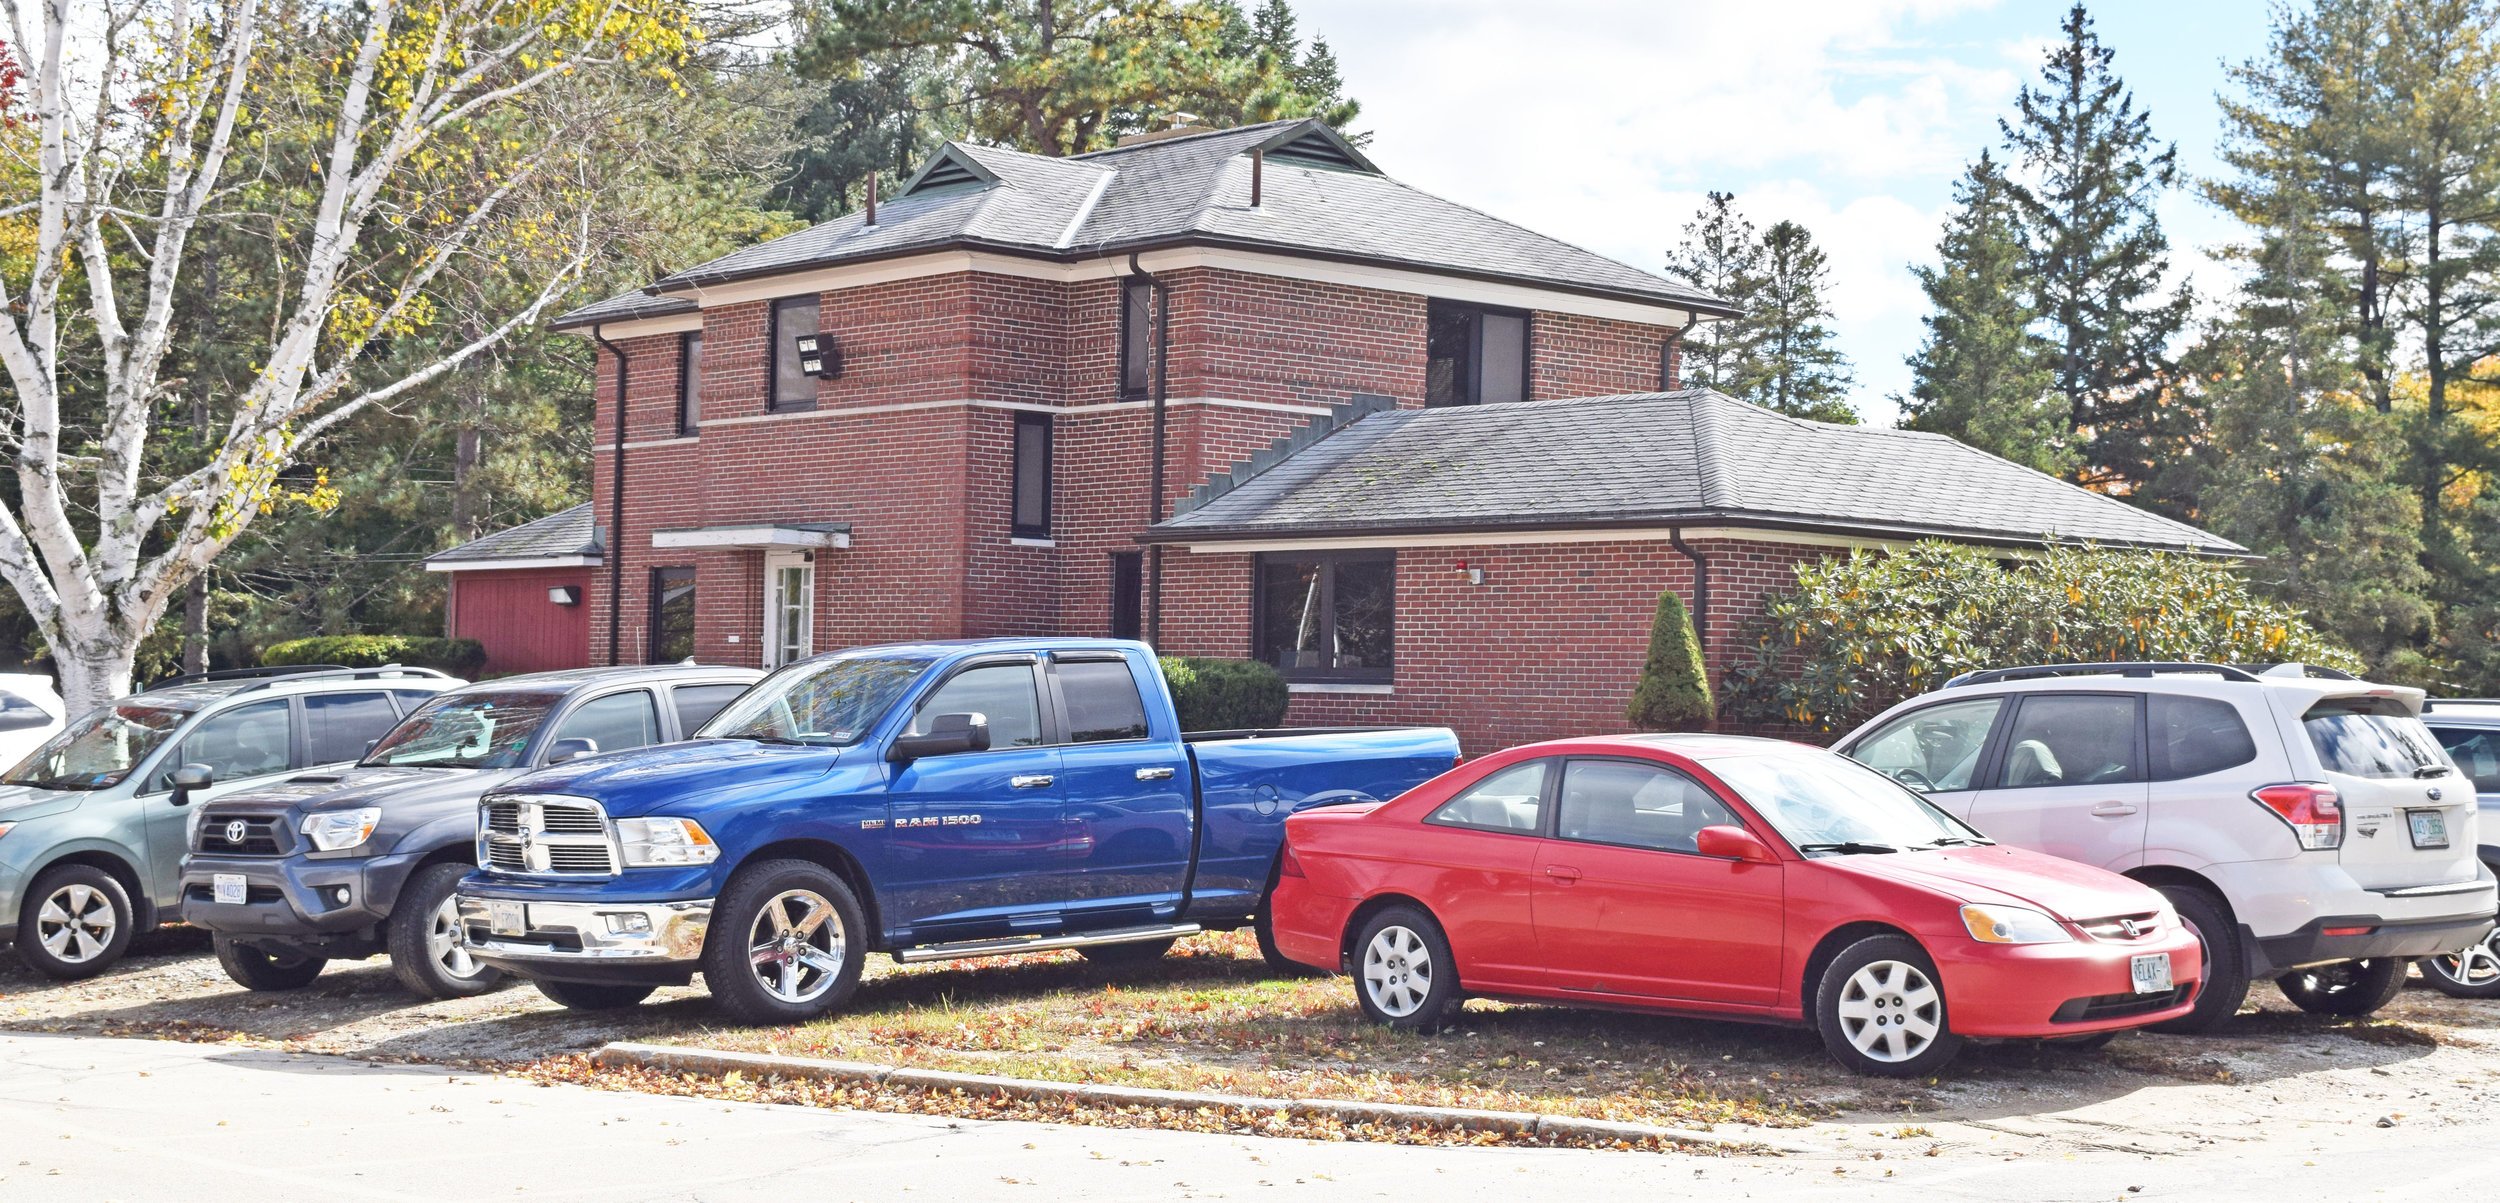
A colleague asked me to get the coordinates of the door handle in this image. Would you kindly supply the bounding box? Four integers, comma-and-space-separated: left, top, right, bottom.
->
2090, 802, 2138, 817
1543, 865, 1582, 883
1135, 767, 1176, 781
1011, 775, 1055, 789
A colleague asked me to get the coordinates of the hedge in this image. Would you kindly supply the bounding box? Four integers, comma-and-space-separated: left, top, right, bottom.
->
262, 635, 488, 678
1159, 656, 1290, 731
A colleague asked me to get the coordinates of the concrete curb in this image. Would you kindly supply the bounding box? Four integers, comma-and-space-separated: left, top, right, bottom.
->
592, 1042, 1819, 1154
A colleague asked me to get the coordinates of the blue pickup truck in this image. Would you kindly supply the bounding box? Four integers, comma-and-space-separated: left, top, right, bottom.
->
454, 639, 1457, 1022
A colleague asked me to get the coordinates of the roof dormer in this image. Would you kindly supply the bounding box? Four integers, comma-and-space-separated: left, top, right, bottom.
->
898, 145, 1000, 197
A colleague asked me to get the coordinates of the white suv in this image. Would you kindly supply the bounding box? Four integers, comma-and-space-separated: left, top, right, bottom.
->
1837, 662, 2497, 1032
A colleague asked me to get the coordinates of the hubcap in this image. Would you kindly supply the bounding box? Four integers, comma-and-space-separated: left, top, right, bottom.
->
2431, 930, 2500, 988
1362, 925, 1433, 1017
429, 896, 481, 980
746, 889, 845, 1005
1835, 959, 1942, 1063
36, 883, 117, 964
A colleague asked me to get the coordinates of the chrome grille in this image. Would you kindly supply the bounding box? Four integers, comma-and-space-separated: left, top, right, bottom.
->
2077, 911, 2164, 942
477, 794, 618, 877
194, 812, 290, 857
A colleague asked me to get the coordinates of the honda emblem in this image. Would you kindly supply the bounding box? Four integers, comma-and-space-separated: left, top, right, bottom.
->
2119, 918, 2141, 938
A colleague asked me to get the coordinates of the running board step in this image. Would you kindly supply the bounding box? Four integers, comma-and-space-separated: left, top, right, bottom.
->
893, 923, 1202, 964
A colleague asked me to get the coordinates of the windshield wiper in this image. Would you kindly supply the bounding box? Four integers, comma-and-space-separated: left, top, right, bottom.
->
2415, 764, 2453, 779
1797, 840, 1904, 855
1921, 835, 1993, 848
741, 733, 823, 747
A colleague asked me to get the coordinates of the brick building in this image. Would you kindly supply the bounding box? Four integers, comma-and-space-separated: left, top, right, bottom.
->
429, 118, 2236, 751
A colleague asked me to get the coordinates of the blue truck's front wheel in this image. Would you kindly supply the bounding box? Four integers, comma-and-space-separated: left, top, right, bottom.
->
701, 859, 868, 1025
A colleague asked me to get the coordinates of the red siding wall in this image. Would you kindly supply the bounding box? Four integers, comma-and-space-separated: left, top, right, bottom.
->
445, 567, 592, 676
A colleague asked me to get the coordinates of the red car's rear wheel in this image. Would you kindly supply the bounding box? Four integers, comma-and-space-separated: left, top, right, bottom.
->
1351, 905, 1459, 1032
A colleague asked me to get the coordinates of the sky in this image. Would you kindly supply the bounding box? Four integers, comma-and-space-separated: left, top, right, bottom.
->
1292, 0, 2276, 424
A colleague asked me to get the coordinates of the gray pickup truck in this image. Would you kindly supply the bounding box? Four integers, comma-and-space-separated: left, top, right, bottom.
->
180, 665, 758, 997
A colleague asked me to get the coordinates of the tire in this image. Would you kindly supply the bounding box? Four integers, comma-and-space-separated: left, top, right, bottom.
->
386, 862, 506, 1000
532, 978, 656, 1011
1077, 937, 1177, 965
13, 864, 135, 980
1812, 934, 1965, 1077
2148, 885, 2248, 1034
1350, 905, 1460, 1032
2278, 958, 2409, 1017
2417, 924, 2500, 999
213, 935, 327, 991
699, 858, 868, 1026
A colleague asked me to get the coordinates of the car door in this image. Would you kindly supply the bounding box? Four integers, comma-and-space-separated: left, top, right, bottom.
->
1047, 653, 1192, 924
140, 698, 301, 903
1963, 692, 2149, 871
1411, 758, 1554, 994
1529, 757, 1786, 1007
301, 690, 402, 767
1841, 696, 2010, 822
881, 657, 1065, 939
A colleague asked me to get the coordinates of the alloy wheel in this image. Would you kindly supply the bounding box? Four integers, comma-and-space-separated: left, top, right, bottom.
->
1361, 925, 1433, 1017
746, 889, 846, 1005
1836, 959, 1942, 1063
2429, 930, 2500, 990
36, 883, 117, 965
429, 896, 482, 980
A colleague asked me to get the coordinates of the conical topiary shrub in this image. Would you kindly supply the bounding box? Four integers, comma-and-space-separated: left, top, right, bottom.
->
1626, 588, 1713, 730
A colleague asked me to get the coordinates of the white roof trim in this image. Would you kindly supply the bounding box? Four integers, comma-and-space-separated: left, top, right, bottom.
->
425, 555, 603, 573
651, 524, 853, 551
1055, 169, 1119, 248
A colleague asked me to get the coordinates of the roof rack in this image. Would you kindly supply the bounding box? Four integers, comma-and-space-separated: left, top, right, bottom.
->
148, 664, 352, 689
1946, 662, 2265, 688
146, 663, 455, 693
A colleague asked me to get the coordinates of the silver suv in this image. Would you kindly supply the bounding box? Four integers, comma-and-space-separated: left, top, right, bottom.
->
0, 665, 460, 979
1838, 662, 2496, 1032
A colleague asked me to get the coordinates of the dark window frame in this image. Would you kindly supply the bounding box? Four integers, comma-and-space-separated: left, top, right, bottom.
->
1551, 755, 1754, 859
648, 566, 696, 665
906, 655, 1053, 753
1118, 278, 1156, 399
767, 295, 821, 413
1011, 410, 1053, 539
1424, 757, 1555, 836
1425, 299, 1532, 407
1045, 654, 1154, 746
1108, 551, 1143, 640
676, 330, 703, 436
1252, 550, 1396, 684
1985, 691, 2147, 790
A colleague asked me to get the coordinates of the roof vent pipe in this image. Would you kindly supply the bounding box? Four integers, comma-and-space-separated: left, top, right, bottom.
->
864, 171, 878, 227
1250, 149, 1263, 208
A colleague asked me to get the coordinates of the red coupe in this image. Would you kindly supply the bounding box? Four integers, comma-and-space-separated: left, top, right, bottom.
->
1268, 734, 2205, 1075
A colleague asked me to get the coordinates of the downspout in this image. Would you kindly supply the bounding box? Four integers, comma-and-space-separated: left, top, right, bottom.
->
1127, 253, 1171, 649
593, 325, 629, 666
1667, 526, 1711, 710
1660, 309, 1691, 390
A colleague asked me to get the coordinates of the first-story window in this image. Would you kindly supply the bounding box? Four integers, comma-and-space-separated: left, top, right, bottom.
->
1255, 551, 1395, 683
649, 566, 696, 663
1011, 410, 1052, 538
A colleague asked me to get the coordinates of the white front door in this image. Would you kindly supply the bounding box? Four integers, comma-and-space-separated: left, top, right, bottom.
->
763, 552, 815, 668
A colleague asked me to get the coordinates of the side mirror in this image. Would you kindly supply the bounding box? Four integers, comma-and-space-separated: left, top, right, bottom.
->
546, 737, 599, 764
168, 762, 214, 808
888, 712, 990, 763
1696, 824, 1776, 863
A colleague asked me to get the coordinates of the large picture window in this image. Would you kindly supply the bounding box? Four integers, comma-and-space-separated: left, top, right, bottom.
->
768, 295, 820, 412
1011, 410, 1052, 538
677, 331, 703, 435
1255, 552, 1394, 683
649, 566, 696, 664
1425, 300, 1528, 407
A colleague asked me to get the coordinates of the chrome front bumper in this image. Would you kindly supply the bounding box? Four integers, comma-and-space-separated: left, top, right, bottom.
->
452, 895, 713, 964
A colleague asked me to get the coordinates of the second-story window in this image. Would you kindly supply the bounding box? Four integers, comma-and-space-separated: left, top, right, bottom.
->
1119, 278, 1156, 397
769, 295, 820, 412
677, 331, 703, 435
1011, 410, 1052, 539
1426, 300, 1529, 407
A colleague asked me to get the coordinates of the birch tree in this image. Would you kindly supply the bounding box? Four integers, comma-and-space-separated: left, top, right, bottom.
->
0, 0, 695, 711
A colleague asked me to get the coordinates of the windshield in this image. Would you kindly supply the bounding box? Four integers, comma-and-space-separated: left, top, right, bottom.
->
1707, 750, 1983, 854
700, 656, 930, 747
365, 692, 562, 770
2305, 697, 2447, 780
2, 702, 193, 790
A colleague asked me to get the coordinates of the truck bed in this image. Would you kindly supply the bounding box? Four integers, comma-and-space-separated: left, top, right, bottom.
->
1181, 724, 1459, 920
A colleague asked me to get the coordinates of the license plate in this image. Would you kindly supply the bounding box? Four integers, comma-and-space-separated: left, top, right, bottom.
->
2130, 952, 2173, 995
489, 901, 526, 937
212, 873, 246, 906
2409, 810, 2451, 850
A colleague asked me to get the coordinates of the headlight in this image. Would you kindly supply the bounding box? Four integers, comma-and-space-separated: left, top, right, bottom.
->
1960, 903, 2072, 945
0, 821, 15, 841
300, 807, 383, 852
616, 817, 718, 866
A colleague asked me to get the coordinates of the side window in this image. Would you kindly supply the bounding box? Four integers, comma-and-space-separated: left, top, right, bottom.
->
2149, 695, 2259, 781
1994, 694, 2143, 788
1848, 698, 2004, 792
0, 689, 52, 733
181, 699, 295, 782
1426, 760, 1550, 833
549, 691, 661, 757
304, 691, 400, 765
910, 663, 1043, 748
671, 684, 749, 736
389, 688, 440, 715
1555, 759, 1741, 854
1056, 659, 1150, 744
2431, 727, 2500, 794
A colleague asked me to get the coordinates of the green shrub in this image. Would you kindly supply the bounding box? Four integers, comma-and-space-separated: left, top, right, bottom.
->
1720, 541, 2361, 736
1627, 589, 1713, 730
1159, 656, 1290, 731
262, 634, 488, 678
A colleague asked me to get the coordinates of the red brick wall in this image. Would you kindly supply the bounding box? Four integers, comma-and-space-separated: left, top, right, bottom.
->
1531, 311, 1678, 399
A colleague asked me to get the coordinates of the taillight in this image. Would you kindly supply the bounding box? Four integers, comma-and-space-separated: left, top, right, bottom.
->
1278, 838, 1306, 878
2251, 782, 2342, 850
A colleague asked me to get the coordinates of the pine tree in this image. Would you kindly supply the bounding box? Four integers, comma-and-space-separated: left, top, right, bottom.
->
1901, 153, 2069, 473
1738, 221, 1856, 422
1664, 192, 1764, 393
1627, 590, 1713, 730
1999, 3, 2192, 495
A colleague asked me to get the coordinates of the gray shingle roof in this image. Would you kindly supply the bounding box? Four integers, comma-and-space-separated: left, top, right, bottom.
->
425, 503, 602, 566
553, 119, 1727, 328
1149, 391, 2245, 554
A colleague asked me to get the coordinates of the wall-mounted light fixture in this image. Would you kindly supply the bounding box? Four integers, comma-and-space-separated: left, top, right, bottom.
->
793, 333, 842, 380
1453, 559, 1485, 586
549, 585, 583, 606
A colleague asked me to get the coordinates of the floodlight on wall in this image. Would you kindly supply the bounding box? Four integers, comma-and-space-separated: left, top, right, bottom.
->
793, 333, 843, 379
549, 585, 583, 606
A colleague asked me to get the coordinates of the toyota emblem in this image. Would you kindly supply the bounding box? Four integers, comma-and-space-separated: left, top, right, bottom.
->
223, 820, 248, 845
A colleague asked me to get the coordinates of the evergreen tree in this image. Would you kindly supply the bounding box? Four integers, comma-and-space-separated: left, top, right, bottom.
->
779, 47, 954, 224
1627, 590, 1713, 731
1998, 3, 2192, 495
1739, 221, 1857, 423
1901, 153, 2069, 473
1664, 191, 1764, 393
